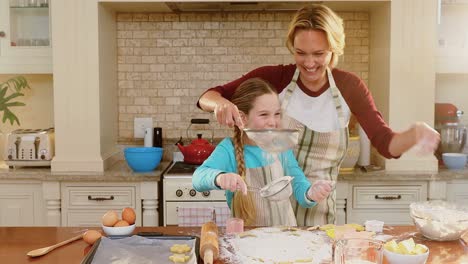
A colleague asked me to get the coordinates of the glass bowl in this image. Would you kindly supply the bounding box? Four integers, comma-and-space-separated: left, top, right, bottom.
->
410, 200, 468, 241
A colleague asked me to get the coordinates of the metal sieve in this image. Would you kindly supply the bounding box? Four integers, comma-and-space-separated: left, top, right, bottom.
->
243, 129, 300, 153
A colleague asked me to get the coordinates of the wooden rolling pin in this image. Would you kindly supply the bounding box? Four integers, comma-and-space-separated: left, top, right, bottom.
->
200, 221, 219, 264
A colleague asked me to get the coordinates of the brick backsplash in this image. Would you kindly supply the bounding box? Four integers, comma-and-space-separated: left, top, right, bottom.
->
116, 10, 369, 148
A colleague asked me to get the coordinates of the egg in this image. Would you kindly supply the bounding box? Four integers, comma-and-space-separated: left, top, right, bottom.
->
83, 230, 102, 245
102, 210, 119, 227
122, 207, 136, 225
114, 220, 130, 227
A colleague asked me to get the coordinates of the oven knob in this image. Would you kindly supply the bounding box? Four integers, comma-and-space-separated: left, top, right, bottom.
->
189, 189, 197, 197
176, 189, 183, 197
202, 191, 210, 197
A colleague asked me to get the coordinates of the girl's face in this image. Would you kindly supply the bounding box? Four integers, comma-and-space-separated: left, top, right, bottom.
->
242, 93, 281, 130
293, 29, 332, 87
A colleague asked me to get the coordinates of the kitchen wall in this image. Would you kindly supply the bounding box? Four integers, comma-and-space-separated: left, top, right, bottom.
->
115, 10, 370, 145
0, 74, 54, 162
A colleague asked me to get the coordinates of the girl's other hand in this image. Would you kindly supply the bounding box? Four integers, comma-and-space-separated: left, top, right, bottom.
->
214, 100, 244, 129
216, 173, 248, 195
307, 180, 333, 202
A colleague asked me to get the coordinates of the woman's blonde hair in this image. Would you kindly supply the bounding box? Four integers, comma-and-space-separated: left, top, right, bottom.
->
286, 4, 345, 68
230, 78, 277, 226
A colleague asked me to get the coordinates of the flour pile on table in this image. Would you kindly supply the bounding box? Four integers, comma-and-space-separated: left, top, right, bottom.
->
219, 227, 332, 264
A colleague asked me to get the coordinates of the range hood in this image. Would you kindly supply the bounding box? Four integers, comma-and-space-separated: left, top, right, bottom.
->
101, 1, 385, 13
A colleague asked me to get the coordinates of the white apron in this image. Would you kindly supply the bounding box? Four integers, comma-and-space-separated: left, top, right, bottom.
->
281, 67, 348, 225
232, 153, 297, 226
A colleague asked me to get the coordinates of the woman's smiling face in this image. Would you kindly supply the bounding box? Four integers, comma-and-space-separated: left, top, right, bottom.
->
243, 92, 281, 130
293, 29, 332, 87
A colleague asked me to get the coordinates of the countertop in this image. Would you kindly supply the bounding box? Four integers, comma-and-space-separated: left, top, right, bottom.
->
337, 166, 468, 181
1, 159, 467, 182
0, 160, 171, 182
1, 226, 466, 264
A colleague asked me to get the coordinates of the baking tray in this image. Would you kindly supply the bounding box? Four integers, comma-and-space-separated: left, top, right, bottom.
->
81, 232, 200, 264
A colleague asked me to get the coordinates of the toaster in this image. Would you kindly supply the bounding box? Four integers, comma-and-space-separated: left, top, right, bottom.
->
5, 128, 55, 167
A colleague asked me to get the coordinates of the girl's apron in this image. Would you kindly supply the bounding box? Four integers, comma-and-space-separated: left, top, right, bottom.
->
281, 67, 348, 225
233, 154, 297, 226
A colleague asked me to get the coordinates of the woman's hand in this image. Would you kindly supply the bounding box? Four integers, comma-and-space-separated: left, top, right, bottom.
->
215, 173, 247, 195
213, 100, 244, 129
389, 121, 441, 157
412, 122, 440, 154
307, 180, 334, 202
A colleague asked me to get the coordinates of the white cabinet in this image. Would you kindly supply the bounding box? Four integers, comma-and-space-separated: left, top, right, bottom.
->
0, 181, 44, 226
0, 0, 52, 73
446, 181, 468, 205
61, 182, 159, 227
436, 0, 468, 73
346, 182, 428, 225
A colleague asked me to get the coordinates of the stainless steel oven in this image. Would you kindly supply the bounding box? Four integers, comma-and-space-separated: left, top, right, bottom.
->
162, 161, 229, 226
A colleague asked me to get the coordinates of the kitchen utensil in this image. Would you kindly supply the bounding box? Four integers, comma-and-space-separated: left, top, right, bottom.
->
442, 153, 467, 170
243, 128, 299, 153
383, 245, 429, 264
153, 127, 163, 147
334, 238, 383, 264
144, 128, 153, 147
439, 123, 467, 153
259, 176, 293, 201
5, 128, 55, 167
177, 119, 215, 165
200, 221, 219, 264
410, 200, 468, 241
124, 147, 163, 172
101, 224, 136, 236
26, 233, 83, 257
434, 103, 462, 128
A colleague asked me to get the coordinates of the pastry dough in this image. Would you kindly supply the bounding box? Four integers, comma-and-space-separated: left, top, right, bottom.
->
168, 254, 190, 263
170, 244, 191, 254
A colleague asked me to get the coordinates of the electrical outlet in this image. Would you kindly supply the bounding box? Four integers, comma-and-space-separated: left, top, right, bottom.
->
134, 117, 153, 138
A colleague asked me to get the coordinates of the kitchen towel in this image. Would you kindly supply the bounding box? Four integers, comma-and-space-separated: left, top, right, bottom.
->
214, 205, 231, 227
177, 207, 214, 227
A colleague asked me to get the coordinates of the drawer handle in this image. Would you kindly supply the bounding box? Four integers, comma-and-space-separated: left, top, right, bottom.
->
374, 194, 401, 200
88, 195, 114, 201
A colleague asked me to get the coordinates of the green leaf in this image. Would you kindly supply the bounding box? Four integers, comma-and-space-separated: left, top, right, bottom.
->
0, 76, 30, 125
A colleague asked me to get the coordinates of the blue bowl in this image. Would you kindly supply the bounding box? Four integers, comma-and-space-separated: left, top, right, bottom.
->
442, 153, 467, 170
124, 147, 163, 172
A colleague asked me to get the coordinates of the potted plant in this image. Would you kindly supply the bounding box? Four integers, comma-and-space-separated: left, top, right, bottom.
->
0, 76, 30, 126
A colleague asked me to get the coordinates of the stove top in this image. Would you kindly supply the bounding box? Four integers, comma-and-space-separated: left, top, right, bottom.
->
164, 161, 199, 177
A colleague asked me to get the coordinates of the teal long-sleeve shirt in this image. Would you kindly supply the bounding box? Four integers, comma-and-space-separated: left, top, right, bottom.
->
192, 138, 316, 209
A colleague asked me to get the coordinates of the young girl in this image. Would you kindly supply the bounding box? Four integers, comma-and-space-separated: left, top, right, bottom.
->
192, 78, 332, 226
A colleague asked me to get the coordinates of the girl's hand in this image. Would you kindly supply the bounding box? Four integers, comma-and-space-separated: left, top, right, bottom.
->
214, 100, 244, 129
307, 180, 333, 202
412, 122, 440, 154
215, 173, 247, 195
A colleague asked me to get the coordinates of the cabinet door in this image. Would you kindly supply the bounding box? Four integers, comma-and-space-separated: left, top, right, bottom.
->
347, 182, 428, 225
61, 183, 141, 227
0, 0, 52, 73
0, 183, 44, 226
446, 182, 468, 205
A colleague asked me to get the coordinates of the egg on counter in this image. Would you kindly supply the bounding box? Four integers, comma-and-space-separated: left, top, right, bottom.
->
122, 207, 136, 225
83, 230, 102, 245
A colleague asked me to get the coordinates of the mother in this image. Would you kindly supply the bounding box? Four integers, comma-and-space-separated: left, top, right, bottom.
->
197, 4, 439, 225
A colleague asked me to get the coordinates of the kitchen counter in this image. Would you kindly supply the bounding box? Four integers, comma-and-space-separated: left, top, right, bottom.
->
1, 226, 466, 264
0, 160, 171, 182
338, 166, 468, 181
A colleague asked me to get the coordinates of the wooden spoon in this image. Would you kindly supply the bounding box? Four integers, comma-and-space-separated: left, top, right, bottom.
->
27, 233, 83, 257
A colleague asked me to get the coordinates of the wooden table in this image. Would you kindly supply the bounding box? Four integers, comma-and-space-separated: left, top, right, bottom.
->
1, 226, 466, 263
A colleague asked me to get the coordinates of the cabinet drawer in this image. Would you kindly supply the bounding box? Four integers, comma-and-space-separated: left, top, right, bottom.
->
353, 185, 425, 209
65, 186, 136, 209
